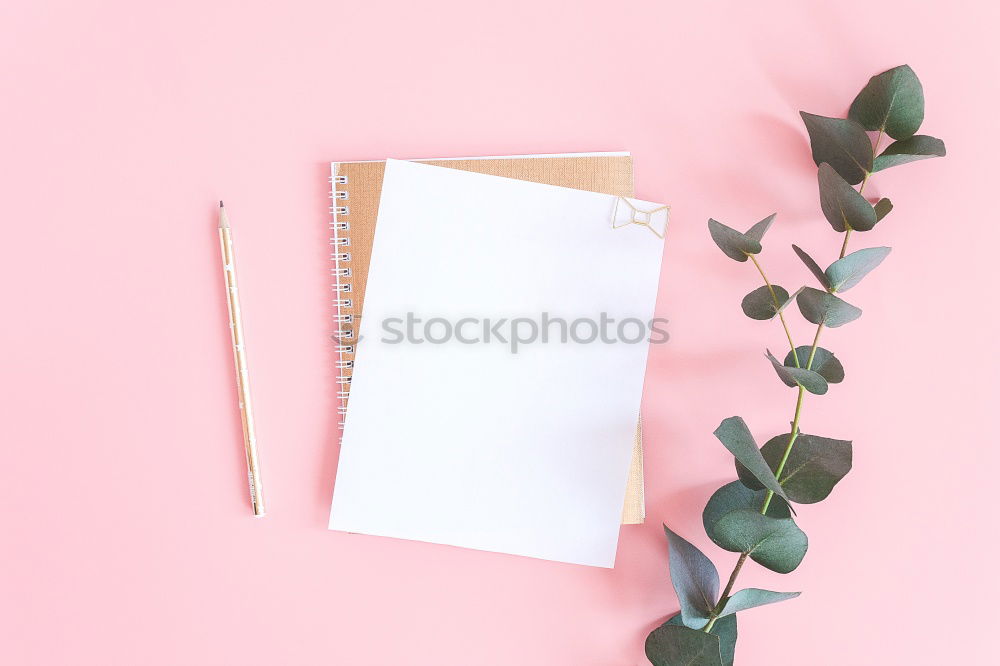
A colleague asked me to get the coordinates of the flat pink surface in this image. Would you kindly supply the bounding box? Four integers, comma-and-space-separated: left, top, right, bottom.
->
2, 1, 996, 664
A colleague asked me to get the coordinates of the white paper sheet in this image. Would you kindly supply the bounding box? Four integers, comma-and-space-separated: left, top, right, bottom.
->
329, 160, 666, 567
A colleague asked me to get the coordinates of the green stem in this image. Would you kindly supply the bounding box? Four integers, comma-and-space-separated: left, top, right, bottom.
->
748, 254, 799, 366
805, 324, 824, 371
838, 231, 852, 260
701, 552, 748, 633
703, 136, 883, 634
759, 386, 805, 514
840, 130, 882, 259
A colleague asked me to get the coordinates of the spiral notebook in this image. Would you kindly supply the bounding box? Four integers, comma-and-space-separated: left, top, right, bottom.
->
331, 153, 645, 524
328, 160, 668, 567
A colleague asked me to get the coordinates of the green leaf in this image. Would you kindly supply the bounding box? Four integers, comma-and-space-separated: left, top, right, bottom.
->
873, 135, 947, 171
703, 481, 790, 548
796, 287, 862, 327
800, 112, 873, 185
783, 346, 844, 383
707, 219, 759, 262
737, 433, 853, 504
712, 510, 808, 573
777, 287, 803, 315
712, 417, 789, 502
664, 613, 737, 666
741, 285, 790, 321
874, 198, 893, 221
743, 213, 776, 245
817, 163, 878, 232
646, 622, 724, 666
766, 350, 829, 395
848, 65, 924, 140
825, 247, 891, 292
663, 525, 720, 629
792, 245, 832, 289
706, 216, 778, 262
718, 589, 801, 617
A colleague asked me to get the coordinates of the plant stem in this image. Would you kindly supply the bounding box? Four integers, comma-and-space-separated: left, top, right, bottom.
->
702, 553, 748, 633
804, 324, 824, 370
700, 130, 888, 638
759, 386, 805, 514
838, 231, 852, 260
840, 130, 882, 259
748, 254, 799, 366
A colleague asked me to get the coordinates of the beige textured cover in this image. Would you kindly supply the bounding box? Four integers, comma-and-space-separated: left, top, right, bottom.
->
332, 155, 645, 524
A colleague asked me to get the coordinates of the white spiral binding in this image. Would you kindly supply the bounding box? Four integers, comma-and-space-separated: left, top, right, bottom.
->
332, 169, 354, 431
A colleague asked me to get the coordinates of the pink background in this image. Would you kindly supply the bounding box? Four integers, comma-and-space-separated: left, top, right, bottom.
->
2, 1, 996, 664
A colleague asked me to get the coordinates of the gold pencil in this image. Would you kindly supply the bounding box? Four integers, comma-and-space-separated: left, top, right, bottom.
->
218, 201, 265, 516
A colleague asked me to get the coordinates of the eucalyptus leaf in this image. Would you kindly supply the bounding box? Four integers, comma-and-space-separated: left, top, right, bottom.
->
848, 65, 924, 140
736, 433, 853, 504
817, 163, 878, 232
744, 213, 777, 244
796, 287, 862, 327
704, 481, 789, 548
800, 112, 873, 185
665, 613, 737, 666
873, 198, 893, 221
718, 589, 801, 617
741, 285, 790, 321
712, 417, 788, 502
646, 622, 724, 666
825, 247, 891, 292
766, 350, 829, 395
792, 245, 831, 289
783, 346, 844, 383
663, 525, 720, 628
712, 509, 808, 573
708, 219, 760, 262
777, 287, 804, 315
873, 135, 947, 171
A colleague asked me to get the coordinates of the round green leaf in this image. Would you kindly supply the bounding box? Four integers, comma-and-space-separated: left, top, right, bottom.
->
703, 481, 790, 547
646, 622, 724, 666
665, 613, 737, 666
873, 135, 946, 172
848, 65, 924, 140
663, 525, 720, 629
741, 285, 790, 320
783, 346, 844, 383
737, 433, 853, 504
873, 198, 893, 221
708, 219, 759, 262
825, 247, 891, 292
712, 509, 808, 573
818, 163, 878, 232
766, 350, 829, 395
796, 287, 862, 327
800, 112, 873, 185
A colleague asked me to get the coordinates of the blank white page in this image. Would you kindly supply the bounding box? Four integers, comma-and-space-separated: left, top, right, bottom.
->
329, 160, 666, 567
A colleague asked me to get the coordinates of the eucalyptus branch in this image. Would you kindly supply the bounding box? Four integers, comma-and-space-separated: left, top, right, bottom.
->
701, 108, 882, 637
646, 65, 946, 666
747, 254, 798, 364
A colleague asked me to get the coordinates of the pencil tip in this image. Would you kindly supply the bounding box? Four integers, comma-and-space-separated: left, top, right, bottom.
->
218, 201, 230, 229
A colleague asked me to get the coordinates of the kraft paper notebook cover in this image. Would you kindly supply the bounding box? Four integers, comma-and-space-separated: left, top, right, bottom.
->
329, 160, 668, 566
330, 153, 645, 524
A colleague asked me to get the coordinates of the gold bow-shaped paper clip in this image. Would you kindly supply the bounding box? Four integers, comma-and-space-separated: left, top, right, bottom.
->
611, 197, 670, 239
